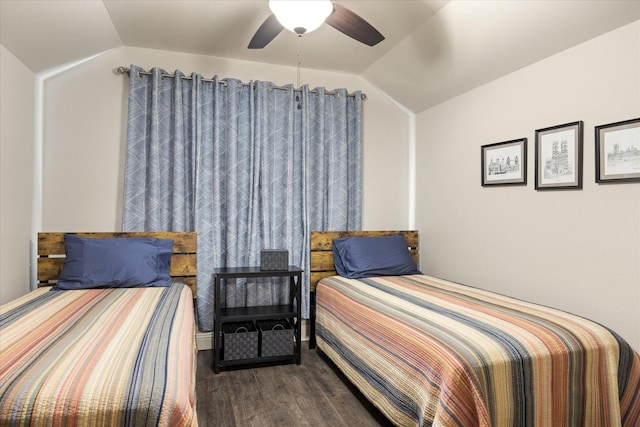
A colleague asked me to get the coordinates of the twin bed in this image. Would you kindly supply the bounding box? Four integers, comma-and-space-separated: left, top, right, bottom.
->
310, 230, 640, 427
0, 232, 198, 427
3, 230, 640, 427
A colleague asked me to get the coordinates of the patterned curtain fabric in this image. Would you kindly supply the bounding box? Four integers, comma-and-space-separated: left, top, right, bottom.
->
123, 65, 362, 331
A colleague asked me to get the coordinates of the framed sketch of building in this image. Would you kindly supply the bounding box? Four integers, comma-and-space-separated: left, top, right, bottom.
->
535, 121, 583, 190
481, 138, 527, 186
595, 118, 640, 183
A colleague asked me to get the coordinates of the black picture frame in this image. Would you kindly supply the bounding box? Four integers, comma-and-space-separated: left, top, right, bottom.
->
535, 121, 583, 190
595, 118, 640, 184
481, 138, 527, 186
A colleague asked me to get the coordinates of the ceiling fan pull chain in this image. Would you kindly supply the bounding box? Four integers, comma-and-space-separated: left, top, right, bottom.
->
296, 36, 302, 109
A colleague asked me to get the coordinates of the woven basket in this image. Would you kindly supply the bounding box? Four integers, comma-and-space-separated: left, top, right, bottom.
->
257, 319, 294, 357
223, 322, 258, 361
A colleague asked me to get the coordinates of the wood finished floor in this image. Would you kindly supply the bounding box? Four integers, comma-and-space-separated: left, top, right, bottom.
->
196, 346, 394, 427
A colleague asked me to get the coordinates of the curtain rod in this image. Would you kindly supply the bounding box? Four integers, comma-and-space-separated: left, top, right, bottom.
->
116, 66, 366, 100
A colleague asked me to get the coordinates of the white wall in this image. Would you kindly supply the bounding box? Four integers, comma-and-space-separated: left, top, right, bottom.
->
415, 21, 640, 351
0, 44, 35, 304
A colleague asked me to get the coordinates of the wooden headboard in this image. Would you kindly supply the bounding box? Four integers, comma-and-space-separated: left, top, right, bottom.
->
309, 230, 419, 293
37, 232, 197, 297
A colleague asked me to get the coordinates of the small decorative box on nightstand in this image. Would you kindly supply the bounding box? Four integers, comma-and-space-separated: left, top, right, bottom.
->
260, 250, 288, 270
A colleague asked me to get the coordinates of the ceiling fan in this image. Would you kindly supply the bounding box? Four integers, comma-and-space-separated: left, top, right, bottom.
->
248, 0, 384, 49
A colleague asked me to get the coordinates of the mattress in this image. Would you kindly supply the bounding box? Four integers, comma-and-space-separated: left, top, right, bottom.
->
0, 283, 197, 427
316, 274, 640, 427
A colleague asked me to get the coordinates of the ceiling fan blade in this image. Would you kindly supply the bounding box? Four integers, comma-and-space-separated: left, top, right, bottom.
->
325, 3, 384, 47
248, 14, 284, 49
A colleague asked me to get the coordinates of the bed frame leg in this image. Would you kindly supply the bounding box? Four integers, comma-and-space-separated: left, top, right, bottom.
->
309, 291, 316, 349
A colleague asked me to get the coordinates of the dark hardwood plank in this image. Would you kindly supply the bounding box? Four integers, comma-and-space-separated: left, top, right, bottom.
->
196, 346, 393, 427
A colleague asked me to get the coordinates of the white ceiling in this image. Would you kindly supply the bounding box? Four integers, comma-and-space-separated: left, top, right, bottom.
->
1, 0, 639, 112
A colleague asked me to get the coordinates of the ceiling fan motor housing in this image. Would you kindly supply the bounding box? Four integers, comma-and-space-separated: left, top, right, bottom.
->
248, 1, 384, 49
269, 0, 332, 35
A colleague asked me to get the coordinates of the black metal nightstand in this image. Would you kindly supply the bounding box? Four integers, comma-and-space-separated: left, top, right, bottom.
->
213, 266, 302, 373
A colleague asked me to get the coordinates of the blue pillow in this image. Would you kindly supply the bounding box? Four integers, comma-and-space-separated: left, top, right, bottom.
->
332, 234, 421, 279
55, 235, 174, 290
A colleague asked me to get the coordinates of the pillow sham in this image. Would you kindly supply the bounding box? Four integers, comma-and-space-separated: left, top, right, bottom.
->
55, 234, 174, 290
332, 234, 421, 279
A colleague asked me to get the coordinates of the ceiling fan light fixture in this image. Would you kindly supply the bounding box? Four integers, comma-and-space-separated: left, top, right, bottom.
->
269, 0, 333, 35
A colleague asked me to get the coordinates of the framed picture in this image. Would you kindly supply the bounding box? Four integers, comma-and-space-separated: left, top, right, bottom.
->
595, 118, 640, 183
535, 121, 583, 190
481, 138, 527, 186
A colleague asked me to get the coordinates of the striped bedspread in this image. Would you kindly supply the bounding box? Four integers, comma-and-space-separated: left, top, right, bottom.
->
0, 283, 197, 427
316, 275, 640, 427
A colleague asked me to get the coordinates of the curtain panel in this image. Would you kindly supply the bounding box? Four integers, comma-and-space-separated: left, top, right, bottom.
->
123, 65, 362, 331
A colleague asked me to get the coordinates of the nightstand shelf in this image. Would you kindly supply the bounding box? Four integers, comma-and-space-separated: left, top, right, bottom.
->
213, 266, 302, 373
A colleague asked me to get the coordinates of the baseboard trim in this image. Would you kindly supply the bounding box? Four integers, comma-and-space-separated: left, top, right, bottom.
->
196, 331, 214, 350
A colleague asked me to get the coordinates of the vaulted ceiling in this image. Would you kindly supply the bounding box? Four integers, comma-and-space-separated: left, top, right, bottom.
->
1, 0, 638, 112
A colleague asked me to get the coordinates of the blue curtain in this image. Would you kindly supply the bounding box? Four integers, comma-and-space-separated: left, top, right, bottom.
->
122, 65, 362, 331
